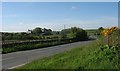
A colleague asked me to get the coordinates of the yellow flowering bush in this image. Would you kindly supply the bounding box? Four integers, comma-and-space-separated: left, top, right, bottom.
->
101, 27, 118, 36
101, 26, 118, 46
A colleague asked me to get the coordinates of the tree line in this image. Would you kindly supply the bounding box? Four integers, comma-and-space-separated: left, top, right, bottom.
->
2, 27, 88, 41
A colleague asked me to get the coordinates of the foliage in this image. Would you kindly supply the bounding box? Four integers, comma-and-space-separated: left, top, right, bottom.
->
2, 27, 88, 41
8, 27, 120, 70
43, 28, 52, 35
111, 29, 120, 47
97, 27, 104, 35
2, 27, 53, 40
101, 27, 118, 36
2, 38, 73, 54
14, 41, 120, 70
101, 26, 118, 46
2, 33, 39, 40
61, 27, 88, 41
2, 27, 89, 54
32, 27, 43, 35
86, 29, 97, 36
31, 27, 53, 36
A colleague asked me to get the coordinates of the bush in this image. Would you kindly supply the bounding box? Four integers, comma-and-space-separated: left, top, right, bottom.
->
111, 29, 120, 47
2, 38, 75, 54
67, 27, 88, 41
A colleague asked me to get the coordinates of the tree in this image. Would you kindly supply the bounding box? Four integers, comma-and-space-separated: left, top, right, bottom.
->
61, 29, 69, 39
61, 27, 88, 41
97, 27, 104, 35
32, 27, 42, 36
68, 27, 88, 41
43, 28, 52, 35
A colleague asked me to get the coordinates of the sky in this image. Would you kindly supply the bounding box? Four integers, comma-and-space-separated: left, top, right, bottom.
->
2, 2, 118, 32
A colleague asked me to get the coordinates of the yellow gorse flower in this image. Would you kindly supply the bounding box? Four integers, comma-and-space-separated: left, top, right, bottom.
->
110, 26, 118, 31
100, 26, 119, 46
101, 26, 118, 37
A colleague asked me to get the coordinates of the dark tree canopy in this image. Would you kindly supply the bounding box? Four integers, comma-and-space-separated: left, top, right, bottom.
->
32, 27, 42, 35
61, 27, 88, 41
98, 27, 104, 31
2, 27, 88, 41
97, 27, 104, 35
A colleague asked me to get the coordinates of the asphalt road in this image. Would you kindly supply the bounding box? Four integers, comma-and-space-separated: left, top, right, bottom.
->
2, 40, 94, 69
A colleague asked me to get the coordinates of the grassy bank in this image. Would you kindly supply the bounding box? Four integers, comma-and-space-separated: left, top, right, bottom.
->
14, 41, 120, 70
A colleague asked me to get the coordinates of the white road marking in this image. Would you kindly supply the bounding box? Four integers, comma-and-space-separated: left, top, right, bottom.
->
8, 63, 27, 69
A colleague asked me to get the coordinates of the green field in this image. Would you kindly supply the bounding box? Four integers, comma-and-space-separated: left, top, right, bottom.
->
14, 40, 120, 70
86, 29, 97, 36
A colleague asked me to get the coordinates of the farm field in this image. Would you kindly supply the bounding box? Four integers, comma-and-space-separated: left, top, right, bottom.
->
86, 29, 97, 36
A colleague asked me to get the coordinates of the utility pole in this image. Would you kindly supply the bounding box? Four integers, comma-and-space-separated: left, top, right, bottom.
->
64, 25, 66, 30
63, 25, 66, 39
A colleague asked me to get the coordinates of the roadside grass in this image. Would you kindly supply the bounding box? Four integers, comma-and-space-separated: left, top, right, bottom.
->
13, 40, 120, 70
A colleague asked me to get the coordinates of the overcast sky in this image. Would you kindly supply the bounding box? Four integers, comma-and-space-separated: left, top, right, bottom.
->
2, 2, 118, 32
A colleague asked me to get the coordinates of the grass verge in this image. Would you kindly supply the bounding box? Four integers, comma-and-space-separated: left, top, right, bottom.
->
13, 41, 120, 70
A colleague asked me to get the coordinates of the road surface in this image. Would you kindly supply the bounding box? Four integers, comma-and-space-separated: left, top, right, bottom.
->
2, 40, 94, 69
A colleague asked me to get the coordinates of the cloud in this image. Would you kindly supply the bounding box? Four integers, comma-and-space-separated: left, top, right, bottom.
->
3, 14, 20, 18
49, 17, 118, 30
2, 17, 118, 32
71, 6, 78, 10
19, 22, 23, 25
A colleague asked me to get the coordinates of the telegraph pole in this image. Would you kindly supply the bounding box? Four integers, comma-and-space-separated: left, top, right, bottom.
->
63, 25, 66, 39
64, 25, 66, 30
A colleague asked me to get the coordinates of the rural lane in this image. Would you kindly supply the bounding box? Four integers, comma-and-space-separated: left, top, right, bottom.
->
2, 40, 94, 69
